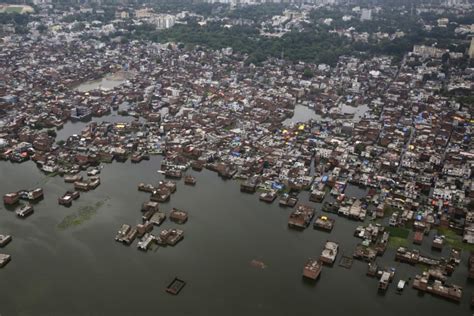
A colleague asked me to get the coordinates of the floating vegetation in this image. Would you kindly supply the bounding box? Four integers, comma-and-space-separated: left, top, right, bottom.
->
57, 199, 107, 230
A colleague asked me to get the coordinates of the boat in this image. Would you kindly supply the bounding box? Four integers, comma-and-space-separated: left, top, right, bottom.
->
397, 280, 406, 293
166, 277, 186, 295
303, 258, 322, 280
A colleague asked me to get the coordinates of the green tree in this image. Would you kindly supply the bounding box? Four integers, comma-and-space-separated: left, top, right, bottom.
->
302, 68, 314, 79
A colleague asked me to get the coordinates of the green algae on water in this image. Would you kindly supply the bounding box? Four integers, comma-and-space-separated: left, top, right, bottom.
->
57, 199, 107, 230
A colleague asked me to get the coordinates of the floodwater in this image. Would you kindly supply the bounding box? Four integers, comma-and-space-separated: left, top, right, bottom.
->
74, 76, 126, 93
283, 103, 369, 126
56, 113, 138, 141
341, 104, 370, 121
0, 113, 472, 315
283, 104, 322, 126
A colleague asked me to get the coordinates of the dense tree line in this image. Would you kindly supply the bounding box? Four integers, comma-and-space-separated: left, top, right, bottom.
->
143, 21, 350, 65
0, 12, 32, 25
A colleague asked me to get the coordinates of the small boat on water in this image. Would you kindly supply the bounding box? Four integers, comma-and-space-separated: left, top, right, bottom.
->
397, 280, 406, 293
166, 277, 186, 295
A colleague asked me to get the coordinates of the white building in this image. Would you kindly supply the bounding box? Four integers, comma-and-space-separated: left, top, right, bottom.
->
153, 14, 176, 30
469, 37, 474, 59
360, 9, 372, 21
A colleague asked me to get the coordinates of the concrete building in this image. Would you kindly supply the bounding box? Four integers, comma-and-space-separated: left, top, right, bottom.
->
153, 14, 176, 30
469, 37, 474, 59
360, 9, 372, 21
135, 8, 153, 19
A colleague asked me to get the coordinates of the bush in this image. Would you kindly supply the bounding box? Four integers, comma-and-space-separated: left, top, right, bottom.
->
47, 129, 57, 138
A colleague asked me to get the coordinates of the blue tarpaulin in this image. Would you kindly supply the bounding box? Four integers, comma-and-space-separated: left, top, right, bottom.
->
272, 182, 284, 190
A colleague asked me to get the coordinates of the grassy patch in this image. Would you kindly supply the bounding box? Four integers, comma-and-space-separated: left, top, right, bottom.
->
386, 226, 410, 249
437, 227, 474, 251
388, 237, 409, 249
386, 226, 410, 239
383, 205, 399, 218
57, 200, 106, 230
